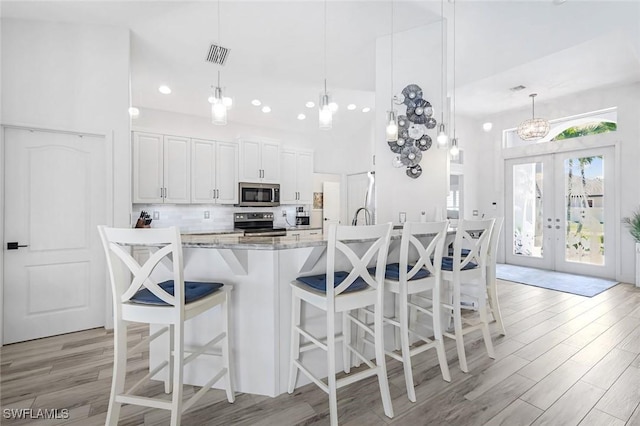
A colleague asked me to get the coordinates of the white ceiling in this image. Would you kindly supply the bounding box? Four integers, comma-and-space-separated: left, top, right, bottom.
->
3, 0, 640, 132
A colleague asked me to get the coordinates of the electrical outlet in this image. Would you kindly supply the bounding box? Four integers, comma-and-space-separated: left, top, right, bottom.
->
204, 211, 210, 219
153, 211, 160, 220
282, 210, 287, 217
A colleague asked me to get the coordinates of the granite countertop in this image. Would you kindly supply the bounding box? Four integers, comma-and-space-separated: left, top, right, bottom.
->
180, 230, 451, 250
181, 233, 328, 250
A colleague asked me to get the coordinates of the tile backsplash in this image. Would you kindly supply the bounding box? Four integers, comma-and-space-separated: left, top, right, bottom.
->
133, 204, 309, 232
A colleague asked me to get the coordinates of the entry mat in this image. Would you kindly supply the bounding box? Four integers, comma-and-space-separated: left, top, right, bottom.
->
496, 264, 619, 297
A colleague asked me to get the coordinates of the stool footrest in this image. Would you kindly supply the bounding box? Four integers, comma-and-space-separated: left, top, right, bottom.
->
115, 394, 172, 410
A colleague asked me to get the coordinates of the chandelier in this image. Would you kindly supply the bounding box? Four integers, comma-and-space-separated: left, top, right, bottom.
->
517, 93, 549, 140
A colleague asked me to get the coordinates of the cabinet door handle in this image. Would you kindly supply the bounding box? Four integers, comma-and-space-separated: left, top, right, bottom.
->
215, 189, 219, 199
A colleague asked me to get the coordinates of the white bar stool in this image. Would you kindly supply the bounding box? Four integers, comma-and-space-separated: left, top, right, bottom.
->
486, 217, 506, 336
441, 218, 496, 372
287, 223, 394, 426
381, 221, 452, 402
98, 226, 234, 426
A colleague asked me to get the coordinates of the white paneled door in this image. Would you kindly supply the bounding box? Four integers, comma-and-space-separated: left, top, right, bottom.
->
505, 147, 615, 279
3, 128, 107, 344
322, 182, 340, 234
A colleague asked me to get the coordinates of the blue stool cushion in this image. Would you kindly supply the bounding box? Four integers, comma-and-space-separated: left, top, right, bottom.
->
297, 271, 369, 293
441, 256, 478, 271
131, 280, 223, 305
448, 248, 471, 257
370, 263, 431, 281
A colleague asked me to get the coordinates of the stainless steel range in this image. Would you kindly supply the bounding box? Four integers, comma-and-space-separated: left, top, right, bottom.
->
234, 212, 287, 237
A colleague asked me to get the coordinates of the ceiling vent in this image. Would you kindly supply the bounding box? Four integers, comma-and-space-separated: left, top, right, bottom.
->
206, 43, 230, 66
509, 85, 527, 92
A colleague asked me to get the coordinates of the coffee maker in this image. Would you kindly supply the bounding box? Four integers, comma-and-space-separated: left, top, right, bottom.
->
295, 206, 310, 226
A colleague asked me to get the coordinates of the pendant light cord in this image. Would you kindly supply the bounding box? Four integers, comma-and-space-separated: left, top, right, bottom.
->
532, 95, 535, 119
324, 0, 327, 93
441, 0, 445, 125
452, 0, 456, 138
390, 0, 394, 110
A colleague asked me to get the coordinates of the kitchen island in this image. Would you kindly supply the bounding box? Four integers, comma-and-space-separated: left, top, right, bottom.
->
148, 230, 438, 397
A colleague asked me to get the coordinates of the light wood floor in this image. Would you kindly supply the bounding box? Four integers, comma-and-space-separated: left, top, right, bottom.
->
2, 280, 640, 425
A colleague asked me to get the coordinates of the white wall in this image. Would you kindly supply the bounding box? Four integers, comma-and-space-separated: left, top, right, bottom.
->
461, 83, 640, 283
1, 18, 131, 227
375, 23, 449, 224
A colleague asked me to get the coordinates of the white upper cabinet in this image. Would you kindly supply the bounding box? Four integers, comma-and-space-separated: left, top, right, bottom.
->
133, 132, 190, 204
239, 139, 280, 183
163, 135, 191, 203
280, 148, 314, 205
191, 139, 238, 204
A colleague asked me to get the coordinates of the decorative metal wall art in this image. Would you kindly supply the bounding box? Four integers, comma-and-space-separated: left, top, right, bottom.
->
389, 84, 435, 179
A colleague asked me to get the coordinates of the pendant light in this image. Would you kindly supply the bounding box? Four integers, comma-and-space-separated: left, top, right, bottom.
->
319, 0, 332, 130
449, 0, 458, 156
517, 93, 550, 140
436, 0, 449, 147
385, 0, 398, 142
210, 0, 230, 126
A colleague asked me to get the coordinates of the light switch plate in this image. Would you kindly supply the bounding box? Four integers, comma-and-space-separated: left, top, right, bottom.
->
153, 211, 160, 220
472, 210, 479, 216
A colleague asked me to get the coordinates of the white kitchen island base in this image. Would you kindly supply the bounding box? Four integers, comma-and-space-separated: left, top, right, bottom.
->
147, 231, 437, 397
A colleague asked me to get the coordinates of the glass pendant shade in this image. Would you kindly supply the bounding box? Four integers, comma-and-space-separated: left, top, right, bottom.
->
450, 137, 459, 156
211, 86, 227, 125
386, 110, 398, 142
436, 123, 449, 146
517, 93, 549, 140
319, 92, 332, 130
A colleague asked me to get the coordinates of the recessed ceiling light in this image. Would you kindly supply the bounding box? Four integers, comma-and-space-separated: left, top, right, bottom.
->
483, 122, 493, 132
297, 113, 306, 120
329, 102, 338, 112
158, 85, 172, 95
251, 99, 262, 106
347, 104, 356, 111
362, 107, 371, 113
262, 106, 271, 113
305, 101, 315, 108
128, 107, 140, 118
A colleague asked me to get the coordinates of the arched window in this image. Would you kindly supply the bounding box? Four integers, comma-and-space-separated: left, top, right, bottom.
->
504, 107, 617, 148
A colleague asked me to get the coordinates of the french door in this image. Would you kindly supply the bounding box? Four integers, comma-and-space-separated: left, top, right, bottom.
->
505, 147, 615, 279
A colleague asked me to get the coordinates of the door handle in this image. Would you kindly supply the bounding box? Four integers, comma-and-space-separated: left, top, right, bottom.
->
215, 189, 219, 199
7, 242, 28, 250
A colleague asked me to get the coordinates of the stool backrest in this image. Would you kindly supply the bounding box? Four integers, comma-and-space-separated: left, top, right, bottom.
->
98, 226, 184, 310
488, 217, 504, 266
399, 221, 449, 281
451, 219, 495, 272
326, 223, 392, 299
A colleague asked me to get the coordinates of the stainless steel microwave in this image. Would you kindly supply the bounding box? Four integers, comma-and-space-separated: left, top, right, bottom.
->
237, 182, 280, 207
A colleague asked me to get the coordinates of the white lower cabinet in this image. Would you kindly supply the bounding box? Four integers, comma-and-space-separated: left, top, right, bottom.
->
287, 229, 322, 238
191, 139, 238, 204
280, 148, 314, 204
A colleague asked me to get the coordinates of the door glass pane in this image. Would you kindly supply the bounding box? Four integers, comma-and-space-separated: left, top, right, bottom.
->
564, 155, 604, 265
512, 162, 544, 257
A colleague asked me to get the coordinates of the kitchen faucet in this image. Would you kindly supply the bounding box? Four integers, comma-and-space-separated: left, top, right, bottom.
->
351, 207, 372, 226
